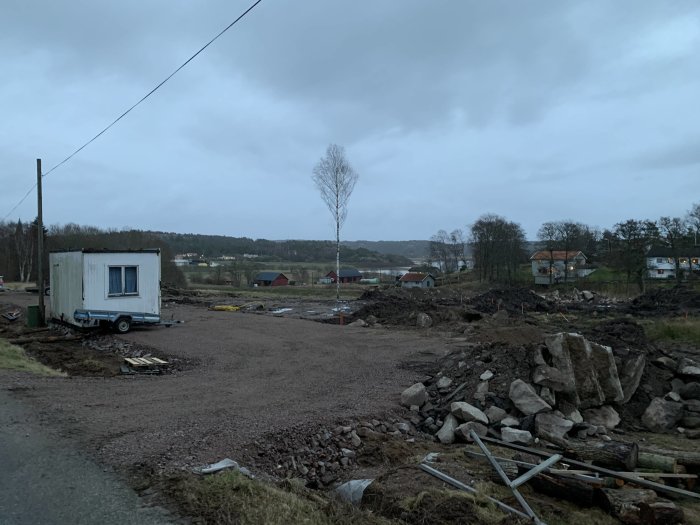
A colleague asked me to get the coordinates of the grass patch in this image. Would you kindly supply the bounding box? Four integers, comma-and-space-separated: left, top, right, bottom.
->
168, 471, 390, 525
645, 318, 700, 345
0, 339, 65, 376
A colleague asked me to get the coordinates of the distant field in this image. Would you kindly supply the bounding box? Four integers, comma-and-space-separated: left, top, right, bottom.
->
188, 282, 365, 300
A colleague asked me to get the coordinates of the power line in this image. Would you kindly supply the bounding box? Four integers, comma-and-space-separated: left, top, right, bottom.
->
3, 0, 263, 222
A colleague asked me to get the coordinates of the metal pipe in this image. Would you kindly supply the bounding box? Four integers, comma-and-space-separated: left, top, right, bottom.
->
418, 463, 531, 521
469, 431, 543, 524
479, 436, 700, 500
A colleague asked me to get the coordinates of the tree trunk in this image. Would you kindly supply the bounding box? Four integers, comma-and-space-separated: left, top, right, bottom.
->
563, 440, 639, 470
637, 452, 679, 473
335, 205, 340, 302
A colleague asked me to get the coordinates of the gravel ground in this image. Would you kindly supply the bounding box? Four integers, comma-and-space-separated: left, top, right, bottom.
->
0, 388, 176, 525
1, 299, 449, 475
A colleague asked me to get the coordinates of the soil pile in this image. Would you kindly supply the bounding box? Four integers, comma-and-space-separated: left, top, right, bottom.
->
353, 287, 553, 328
466, 288, 554, 315
631, 285, 700, 314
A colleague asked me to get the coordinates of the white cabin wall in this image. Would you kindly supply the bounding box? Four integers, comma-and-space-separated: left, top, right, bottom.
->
49, 251, 85, 324
83, 252, 160, 315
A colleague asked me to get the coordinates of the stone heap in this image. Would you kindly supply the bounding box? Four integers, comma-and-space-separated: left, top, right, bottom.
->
401, 332, 647, 446
643, 355, 700, 437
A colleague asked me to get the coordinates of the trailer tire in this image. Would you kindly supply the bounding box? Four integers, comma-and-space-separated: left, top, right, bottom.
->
114, 317, 131, 334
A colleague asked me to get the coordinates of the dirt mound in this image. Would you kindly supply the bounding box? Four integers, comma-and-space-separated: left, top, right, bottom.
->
467, 288, 554, 315
22, 332, 195, 377
353, 287, 466, 327
631, 285, 700, 314
588, 318, 651, 350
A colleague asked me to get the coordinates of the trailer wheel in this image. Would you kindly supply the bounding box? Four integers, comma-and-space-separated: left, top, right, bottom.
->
114, 317, 131, 334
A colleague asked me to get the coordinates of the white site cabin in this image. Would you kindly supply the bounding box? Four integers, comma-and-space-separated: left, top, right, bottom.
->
50, 249, 161, 333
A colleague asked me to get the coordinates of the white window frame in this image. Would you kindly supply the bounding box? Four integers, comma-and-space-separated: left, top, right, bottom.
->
108, 265, 139, 297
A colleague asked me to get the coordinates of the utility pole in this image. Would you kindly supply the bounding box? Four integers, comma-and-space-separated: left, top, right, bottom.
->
37, 158, 45, 326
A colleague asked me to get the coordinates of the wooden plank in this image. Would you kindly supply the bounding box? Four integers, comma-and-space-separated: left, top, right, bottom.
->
124, 358, 140, 365
150, 357, 168, 364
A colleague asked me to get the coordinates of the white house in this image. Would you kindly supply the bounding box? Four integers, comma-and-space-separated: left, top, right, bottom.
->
50, 249, 161, 333
399, 272, 435, 288
646, 247, 700, 279
530, 250, 594, 285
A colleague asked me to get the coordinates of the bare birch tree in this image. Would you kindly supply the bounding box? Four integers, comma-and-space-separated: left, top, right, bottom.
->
312, 144, 359, 301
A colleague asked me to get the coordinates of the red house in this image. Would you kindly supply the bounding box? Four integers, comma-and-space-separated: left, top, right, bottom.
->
253, 272, 289, 287
326, 268, 363, 283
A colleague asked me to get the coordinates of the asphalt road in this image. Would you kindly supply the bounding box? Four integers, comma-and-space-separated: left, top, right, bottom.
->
0, 388, 176, 525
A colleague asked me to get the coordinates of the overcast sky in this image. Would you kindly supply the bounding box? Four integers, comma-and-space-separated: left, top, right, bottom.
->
2, 1, 699, 241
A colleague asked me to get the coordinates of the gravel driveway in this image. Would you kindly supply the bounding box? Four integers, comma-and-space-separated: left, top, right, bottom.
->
1, 302, 449, 475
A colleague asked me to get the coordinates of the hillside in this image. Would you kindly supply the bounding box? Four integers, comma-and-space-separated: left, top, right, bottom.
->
153, 232, 413, 266
342, 240, 430, 260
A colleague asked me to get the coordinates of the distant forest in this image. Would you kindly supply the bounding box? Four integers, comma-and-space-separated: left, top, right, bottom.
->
0, 222, 414, 286
153, 232, 413, 266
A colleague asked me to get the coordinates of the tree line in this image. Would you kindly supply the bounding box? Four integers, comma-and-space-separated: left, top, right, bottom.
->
429, 202, 700, 289
0, 221, 186, 287
0, 221, 412, 287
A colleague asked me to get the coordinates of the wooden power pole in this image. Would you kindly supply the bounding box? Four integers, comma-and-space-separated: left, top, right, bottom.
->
37, 158, 45, 325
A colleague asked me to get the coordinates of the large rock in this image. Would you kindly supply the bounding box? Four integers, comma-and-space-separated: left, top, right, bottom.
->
680, 382, 700, 400
558, 400, 583, 424
543, 333, 624, 408
485, 406, 507, 424
500, 416, 520, 427
416, 312, 433, 328
450, 402, 488, 425
532, 365, 572, 393
501, 427, 533, 445
535, 412, 574, 443
539, 387, 556, 406
641, 398, 684, 432
455, 421, 488, 441
436, 414, 459, 444
436, 376, 453, 390
617, 352, 646, 404
678, 357, 700, 378
401, 383, 428, 408
583, 405, 621, 429
509, 379, 551, 415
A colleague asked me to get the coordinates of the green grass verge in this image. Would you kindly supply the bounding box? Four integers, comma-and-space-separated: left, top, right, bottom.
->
0, 339, 65, 376
169, 471, 390, 525
645, 318, 700, 345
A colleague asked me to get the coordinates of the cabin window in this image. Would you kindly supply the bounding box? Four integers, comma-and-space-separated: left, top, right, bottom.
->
109, 266, 138, 296
656, 258, 663, 263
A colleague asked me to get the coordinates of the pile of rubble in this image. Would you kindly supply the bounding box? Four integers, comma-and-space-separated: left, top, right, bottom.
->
646, 354, 700, 437
466, 288, 554, 315
400, 331, 660, 448
253, 417, 421, 488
